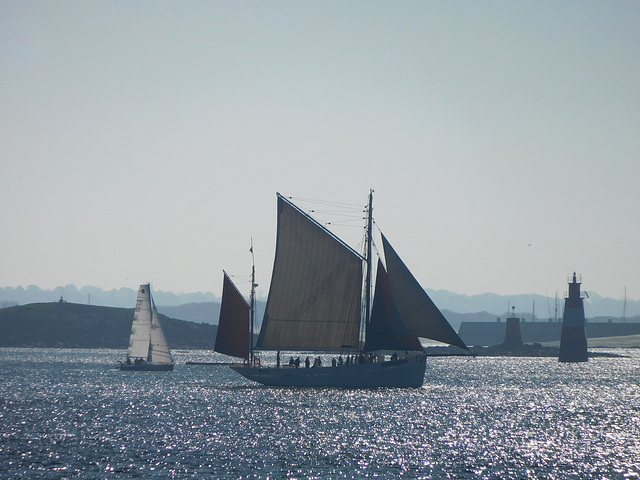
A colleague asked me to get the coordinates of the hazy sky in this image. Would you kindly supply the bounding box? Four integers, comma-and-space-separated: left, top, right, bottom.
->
2, 1, 639, 302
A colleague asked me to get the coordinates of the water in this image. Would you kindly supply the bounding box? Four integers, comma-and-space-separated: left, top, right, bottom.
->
1, 348, 639, 479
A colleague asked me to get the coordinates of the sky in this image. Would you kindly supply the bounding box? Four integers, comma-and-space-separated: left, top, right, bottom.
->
1, 1, 639, 302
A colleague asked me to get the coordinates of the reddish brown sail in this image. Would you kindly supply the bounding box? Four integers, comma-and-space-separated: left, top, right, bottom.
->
214, 271, 250, 361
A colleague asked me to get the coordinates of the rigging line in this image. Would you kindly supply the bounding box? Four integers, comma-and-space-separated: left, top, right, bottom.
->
288, 196, 365, 209
279, 193, 364, 261
315, 214, 366, 225
354, 221, 382, 258
309, 210, 364, 217
325, 222, 363, 228
229, 275, 252, 283
227, 275, 254, 288
322, 220, 365, 226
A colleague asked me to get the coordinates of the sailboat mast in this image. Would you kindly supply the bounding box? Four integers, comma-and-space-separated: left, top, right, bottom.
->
250, 239, 256, 364
364, 189, 374, 344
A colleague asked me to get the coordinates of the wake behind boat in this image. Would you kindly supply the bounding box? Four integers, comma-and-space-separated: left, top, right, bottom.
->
120, 284, 174, 371
216, 191, 470, 387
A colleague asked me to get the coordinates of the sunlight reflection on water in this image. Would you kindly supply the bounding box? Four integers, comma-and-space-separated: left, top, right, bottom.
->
0, 348, 639, 479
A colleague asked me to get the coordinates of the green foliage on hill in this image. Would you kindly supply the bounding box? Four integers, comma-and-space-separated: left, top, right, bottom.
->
0, 302, 217, 349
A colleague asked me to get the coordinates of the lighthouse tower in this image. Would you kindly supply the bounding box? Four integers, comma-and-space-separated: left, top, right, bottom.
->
559, 272, 588, 362
501, 306, 524, 350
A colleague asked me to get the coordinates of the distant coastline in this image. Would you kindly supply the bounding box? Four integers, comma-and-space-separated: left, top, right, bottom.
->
2, 284, 639, 327
0, 302, 216, 350
2, 300, 638, 351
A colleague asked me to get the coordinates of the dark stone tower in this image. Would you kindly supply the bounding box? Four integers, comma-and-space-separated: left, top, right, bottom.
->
559, 272, 588, 362
501, 306, 523, 350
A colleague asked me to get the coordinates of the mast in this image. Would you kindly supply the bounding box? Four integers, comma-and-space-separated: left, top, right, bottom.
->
532, 299, 535, 322
364, 189, 374, 345
250, 239, 256, 364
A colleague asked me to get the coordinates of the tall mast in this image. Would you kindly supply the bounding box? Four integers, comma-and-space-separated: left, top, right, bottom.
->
250, 238, 256, 364
364, 189, 374, 344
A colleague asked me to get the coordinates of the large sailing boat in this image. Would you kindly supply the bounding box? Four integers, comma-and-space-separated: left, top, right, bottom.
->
217, 192, 469, 387
120, 284, 174, 371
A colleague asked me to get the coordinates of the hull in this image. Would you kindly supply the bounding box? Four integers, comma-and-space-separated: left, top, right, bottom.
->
231, 354, 426, 388
120, 362, 174, 371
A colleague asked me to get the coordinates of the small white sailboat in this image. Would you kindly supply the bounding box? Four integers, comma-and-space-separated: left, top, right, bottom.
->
120, 284, 174, 371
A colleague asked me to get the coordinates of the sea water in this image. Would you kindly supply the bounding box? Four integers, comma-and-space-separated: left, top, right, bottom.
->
0, 348, 639, 479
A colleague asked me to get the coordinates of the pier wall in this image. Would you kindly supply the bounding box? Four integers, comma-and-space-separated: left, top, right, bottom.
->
458, 321, 640, 347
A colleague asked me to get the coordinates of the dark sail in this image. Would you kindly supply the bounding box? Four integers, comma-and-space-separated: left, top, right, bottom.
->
214, 271, 250, 360
364, 259, 423, 352
381, 234, 469, 351
256, 194, 363, 350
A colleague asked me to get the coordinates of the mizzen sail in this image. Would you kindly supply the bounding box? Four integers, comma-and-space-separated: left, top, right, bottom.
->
381, 234, 469, 351
257, 194, 363, 350
215, 271, 251, 360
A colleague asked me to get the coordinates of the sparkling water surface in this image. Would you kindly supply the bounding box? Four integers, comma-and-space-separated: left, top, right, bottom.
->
1, 348, 639, 479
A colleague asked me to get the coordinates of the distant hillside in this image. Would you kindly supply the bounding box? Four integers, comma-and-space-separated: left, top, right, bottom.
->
0, 285, 218, 308
2, 284, 638, 318
157, 302, 221, 324
158, 300, 267, 325
0, 302, 217, 349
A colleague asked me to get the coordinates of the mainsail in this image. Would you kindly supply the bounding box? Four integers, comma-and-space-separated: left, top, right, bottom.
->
215, 271, 251, 360
256, 194, 363, 350
149, 298, 173, 364
364, 259, 423, 352
127, 284, 153, 359
381, 233, 469, 351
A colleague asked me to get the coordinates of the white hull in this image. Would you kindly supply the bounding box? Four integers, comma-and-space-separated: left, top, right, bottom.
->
231, 354, 427, 388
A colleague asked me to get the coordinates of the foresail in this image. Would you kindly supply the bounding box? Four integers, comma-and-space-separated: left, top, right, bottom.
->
149, 297, 173, 364
127, 284, 152, 359
381, 234, 469, 351
364, 260, 423, 352
214, 271, 250, 360
257, 194, 363, 350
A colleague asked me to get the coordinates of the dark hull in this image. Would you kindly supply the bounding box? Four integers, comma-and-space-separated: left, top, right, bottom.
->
231, 355, 427, 388
120, 362, 174, 371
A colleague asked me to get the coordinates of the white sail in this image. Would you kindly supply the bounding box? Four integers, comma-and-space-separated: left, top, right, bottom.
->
127, 284, 153, 359
149, 298, 173, 364
257, 194, 363, 350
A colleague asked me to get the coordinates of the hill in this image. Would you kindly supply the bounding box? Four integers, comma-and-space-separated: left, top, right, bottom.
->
0, 302, 217, 350
157, 302, 221, 324
2, 284, 639, 318
0, 285, 218, 308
